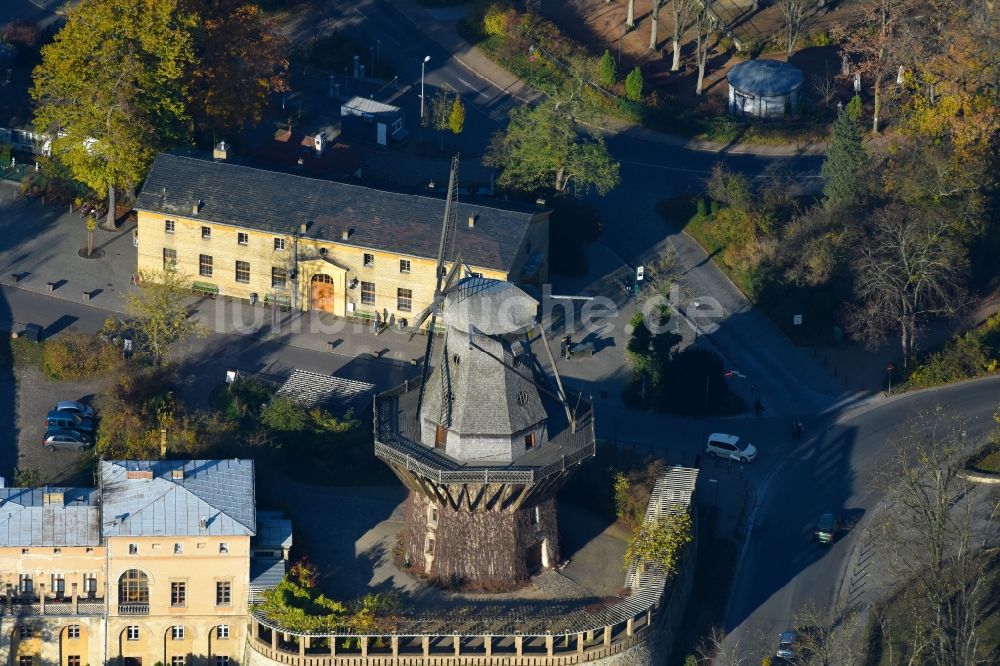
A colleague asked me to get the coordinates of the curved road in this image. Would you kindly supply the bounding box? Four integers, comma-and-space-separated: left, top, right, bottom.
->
724, 376, 1000, 653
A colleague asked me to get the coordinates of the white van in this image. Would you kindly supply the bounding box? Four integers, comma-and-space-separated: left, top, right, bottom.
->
705, 433, 757, 462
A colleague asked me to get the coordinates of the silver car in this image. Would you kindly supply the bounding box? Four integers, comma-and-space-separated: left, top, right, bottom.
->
43, 429, 92, 451
54, 400, 95, 419
777, 631, 798, 659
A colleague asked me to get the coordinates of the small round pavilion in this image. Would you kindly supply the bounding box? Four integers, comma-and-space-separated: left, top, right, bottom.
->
727, 59, 804, 118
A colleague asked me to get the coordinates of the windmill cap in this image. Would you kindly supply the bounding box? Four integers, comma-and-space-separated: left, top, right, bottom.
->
444, 277, 538, 335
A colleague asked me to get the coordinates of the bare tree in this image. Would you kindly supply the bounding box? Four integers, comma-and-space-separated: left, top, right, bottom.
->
649, 0, 664, 50
811, 64, 838, 108
693, 1, 718, 95
845, 202, 967, 363
777, 0, 809, 57
871, 409, 1000, 666
791, 602, 866, 665
695, 625, 763, 665
627, 0, 636, 28
669, 0, 699, 71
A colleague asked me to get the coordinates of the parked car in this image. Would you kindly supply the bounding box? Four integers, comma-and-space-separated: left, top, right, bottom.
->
705, 433, 757, 462
776, 631, 798, 659
814, 513, 842, 544
54, 400, 95, 419
46, 410, 95, 434
43, 429, 92, 451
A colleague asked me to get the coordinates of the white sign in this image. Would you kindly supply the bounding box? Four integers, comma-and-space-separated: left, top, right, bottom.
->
636, 266, 645, 281
793, 314, 803, 326
225, 370, 237, 384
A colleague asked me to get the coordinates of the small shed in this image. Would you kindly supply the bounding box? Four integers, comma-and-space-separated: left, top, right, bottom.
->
340, 96, 407, 146
727, 59, 804, 118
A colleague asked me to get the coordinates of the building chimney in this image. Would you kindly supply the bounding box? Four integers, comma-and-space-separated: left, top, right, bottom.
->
535, 196, 546, 207
199, 516, 208, 529
43, 491, 64, 506
299, 223, 307, 235
171, 469, 184, 480
467, 215, 477, 228
160, 427, 167, 458
191, 199, 202, 215
314, 131, 326, 157
213, 140, 229, 161
127, 470, 154, 480
341, 229, 351, 240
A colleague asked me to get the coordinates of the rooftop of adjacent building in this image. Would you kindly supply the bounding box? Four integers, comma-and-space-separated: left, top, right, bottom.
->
99, 459, 256, 538
0, 486, 101, 547
135, 153, 548, 273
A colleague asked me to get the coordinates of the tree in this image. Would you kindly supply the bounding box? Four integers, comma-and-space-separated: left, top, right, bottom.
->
777, 0, 809, 57
261, 395, 309, 431
789, 602, 866, 666
649, 0, 665, 50
692, 2, 718, 95
837, 0, 911, 133
448, 95, 465, 134
484, 102, 620, 196
123, 269, 206, 365
180, 0, 289, 138
32, 0, 196, 227
669, 0, 699, 71
429, 89, 453, 149
626, 0, 636, 28
821, 108, 870, 208
625, 66, 644, 101
624, 507, 693, 576
85, 215, 96, 257
871, 409, 1000, 666
598, 49, 617, 87
845, 203, 967, 362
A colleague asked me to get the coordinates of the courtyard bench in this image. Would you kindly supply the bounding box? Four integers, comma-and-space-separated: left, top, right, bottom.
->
263, 293, 292, 311
192, 281, 219, 298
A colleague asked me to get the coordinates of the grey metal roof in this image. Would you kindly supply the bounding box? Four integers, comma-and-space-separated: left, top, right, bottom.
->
341, 96, 401, 115
254, 511, 293, 549
0, 488, 101, 547
726, 59, 804, 96
250, 557, 287, 588
99, 460, 256, 538
275, 369, 375, 410
443, 277, 538, 335
135, 153, 543, 273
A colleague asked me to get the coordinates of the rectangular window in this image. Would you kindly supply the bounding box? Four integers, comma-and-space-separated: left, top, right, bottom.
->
217, 625, 230, 640
199, 254, 213, 277
67, 625, 80, 639
235, 260, 250, 284
360, 281, 375, 305
84, 576, 97, 596
216, 581, 231, 606
525, 432, 537, 450
19, 656, 32, 666
219, 543, 229, 554
18, 574, 32, 594
128, 543, 138, 554
53, 547, 62, 554
170, 581, 186, 607
171, 657, 185, 666
163, 248, 177, 271
51, 573, 65, 596
399, 259, 410, 274
271, 267, 286, 289
172, 626, 185, 640
363, 253, 374, 267
20, 548, 28, 554
216, 658, 230, 666
237, 232, 249, 246
127, 626, 139, 641
19, 626, 32, 638
201, 226, 211, 240
173, 543, 183, 554
274, 238, 285, 251
397, 288, 412, 312
165, 220, 175, 234
67, 657, 80, 666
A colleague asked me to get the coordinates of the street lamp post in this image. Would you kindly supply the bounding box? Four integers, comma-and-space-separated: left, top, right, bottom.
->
420, 55, 431, 120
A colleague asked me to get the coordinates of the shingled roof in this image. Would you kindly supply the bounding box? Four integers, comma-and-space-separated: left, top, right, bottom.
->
0, 487, 101, 547
99, 460, 256, 538
135, 153, 543, 273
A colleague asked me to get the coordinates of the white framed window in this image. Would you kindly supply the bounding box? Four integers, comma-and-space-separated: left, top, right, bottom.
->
219, 542, 229, 554
363, 252, 374, 267
126, 626, 140, 641
235, 260, 250, 284
173, 543, 183, 554
199, 254, 213, 277
172, 625, 185, 640
128, 543, 138, 554
165, 220, 175, 234
274, 238, 285, 251
163, 248, 177, 271
216, 657, 230, 666
217, 625, 230, 640
19, 626, 33, 638
271, 267, 286, 289
201, 226, 211, 240
84, 576, 97, 595
237, 232, 249, 246
360, 281, 375, 305
67, 625, 80, 639
51, 573, 65, 596
18, 574, 32, 594
171, 657, 185, 666
397, 288, 412, 312
399, 259, 410, 273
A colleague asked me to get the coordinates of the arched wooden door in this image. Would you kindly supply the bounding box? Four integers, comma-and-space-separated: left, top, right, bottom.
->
310, 274, 335, 312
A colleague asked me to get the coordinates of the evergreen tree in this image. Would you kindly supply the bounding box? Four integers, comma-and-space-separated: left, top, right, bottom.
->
625, 66, 644, 101
598, 49, 617, 88
821, 108, 869, 208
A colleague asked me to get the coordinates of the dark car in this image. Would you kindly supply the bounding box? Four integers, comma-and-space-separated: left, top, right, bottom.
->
43, 429, 92, 451
46, 410, 95, 434
776, 631, 798, 659
815, 513, 842, 544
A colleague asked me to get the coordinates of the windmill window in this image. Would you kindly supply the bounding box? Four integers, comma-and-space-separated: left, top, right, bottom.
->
427, 505, 438, 527
451, 354, 460, 365
530, 506, 540, 525
434, 425, 447, 449
525, 432, 537, 450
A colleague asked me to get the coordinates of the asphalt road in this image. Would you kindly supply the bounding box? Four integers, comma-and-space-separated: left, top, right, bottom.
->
724, 376, 1000, 653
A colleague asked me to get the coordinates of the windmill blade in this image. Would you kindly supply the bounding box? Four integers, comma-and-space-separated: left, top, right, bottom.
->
408, 294, 445, 340
440, 251, 464, 295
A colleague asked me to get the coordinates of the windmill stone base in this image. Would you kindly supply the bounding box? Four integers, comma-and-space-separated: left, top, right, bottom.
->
403, 491, 560, 591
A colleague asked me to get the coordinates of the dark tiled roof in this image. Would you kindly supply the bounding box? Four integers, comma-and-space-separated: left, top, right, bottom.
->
135, 153, 541, 273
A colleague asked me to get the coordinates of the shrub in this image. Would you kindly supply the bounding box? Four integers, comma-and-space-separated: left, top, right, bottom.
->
13, 467, 43, 487
696, 197, 708, 217
598, 49, 617, 87
41, 332, 119, 380
805, 30, 832, 47
482, 2, 513, 36
625, 66, 644, 101
261, 396, 309, 431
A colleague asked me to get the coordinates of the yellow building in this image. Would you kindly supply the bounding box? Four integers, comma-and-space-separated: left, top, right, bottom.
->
0, 459, 284, 666
134, 154, 550, 324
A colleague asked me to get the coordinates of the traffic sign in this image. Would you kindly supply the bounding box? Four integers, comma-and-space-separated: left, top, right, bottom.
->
887, 363, 895, 373
636, 265, 644, 281
793, 314, 802, 326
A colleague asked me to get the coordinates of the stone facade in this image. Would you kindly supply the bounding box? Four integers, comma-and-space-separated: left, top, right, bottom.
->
402, 492, 559, 590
